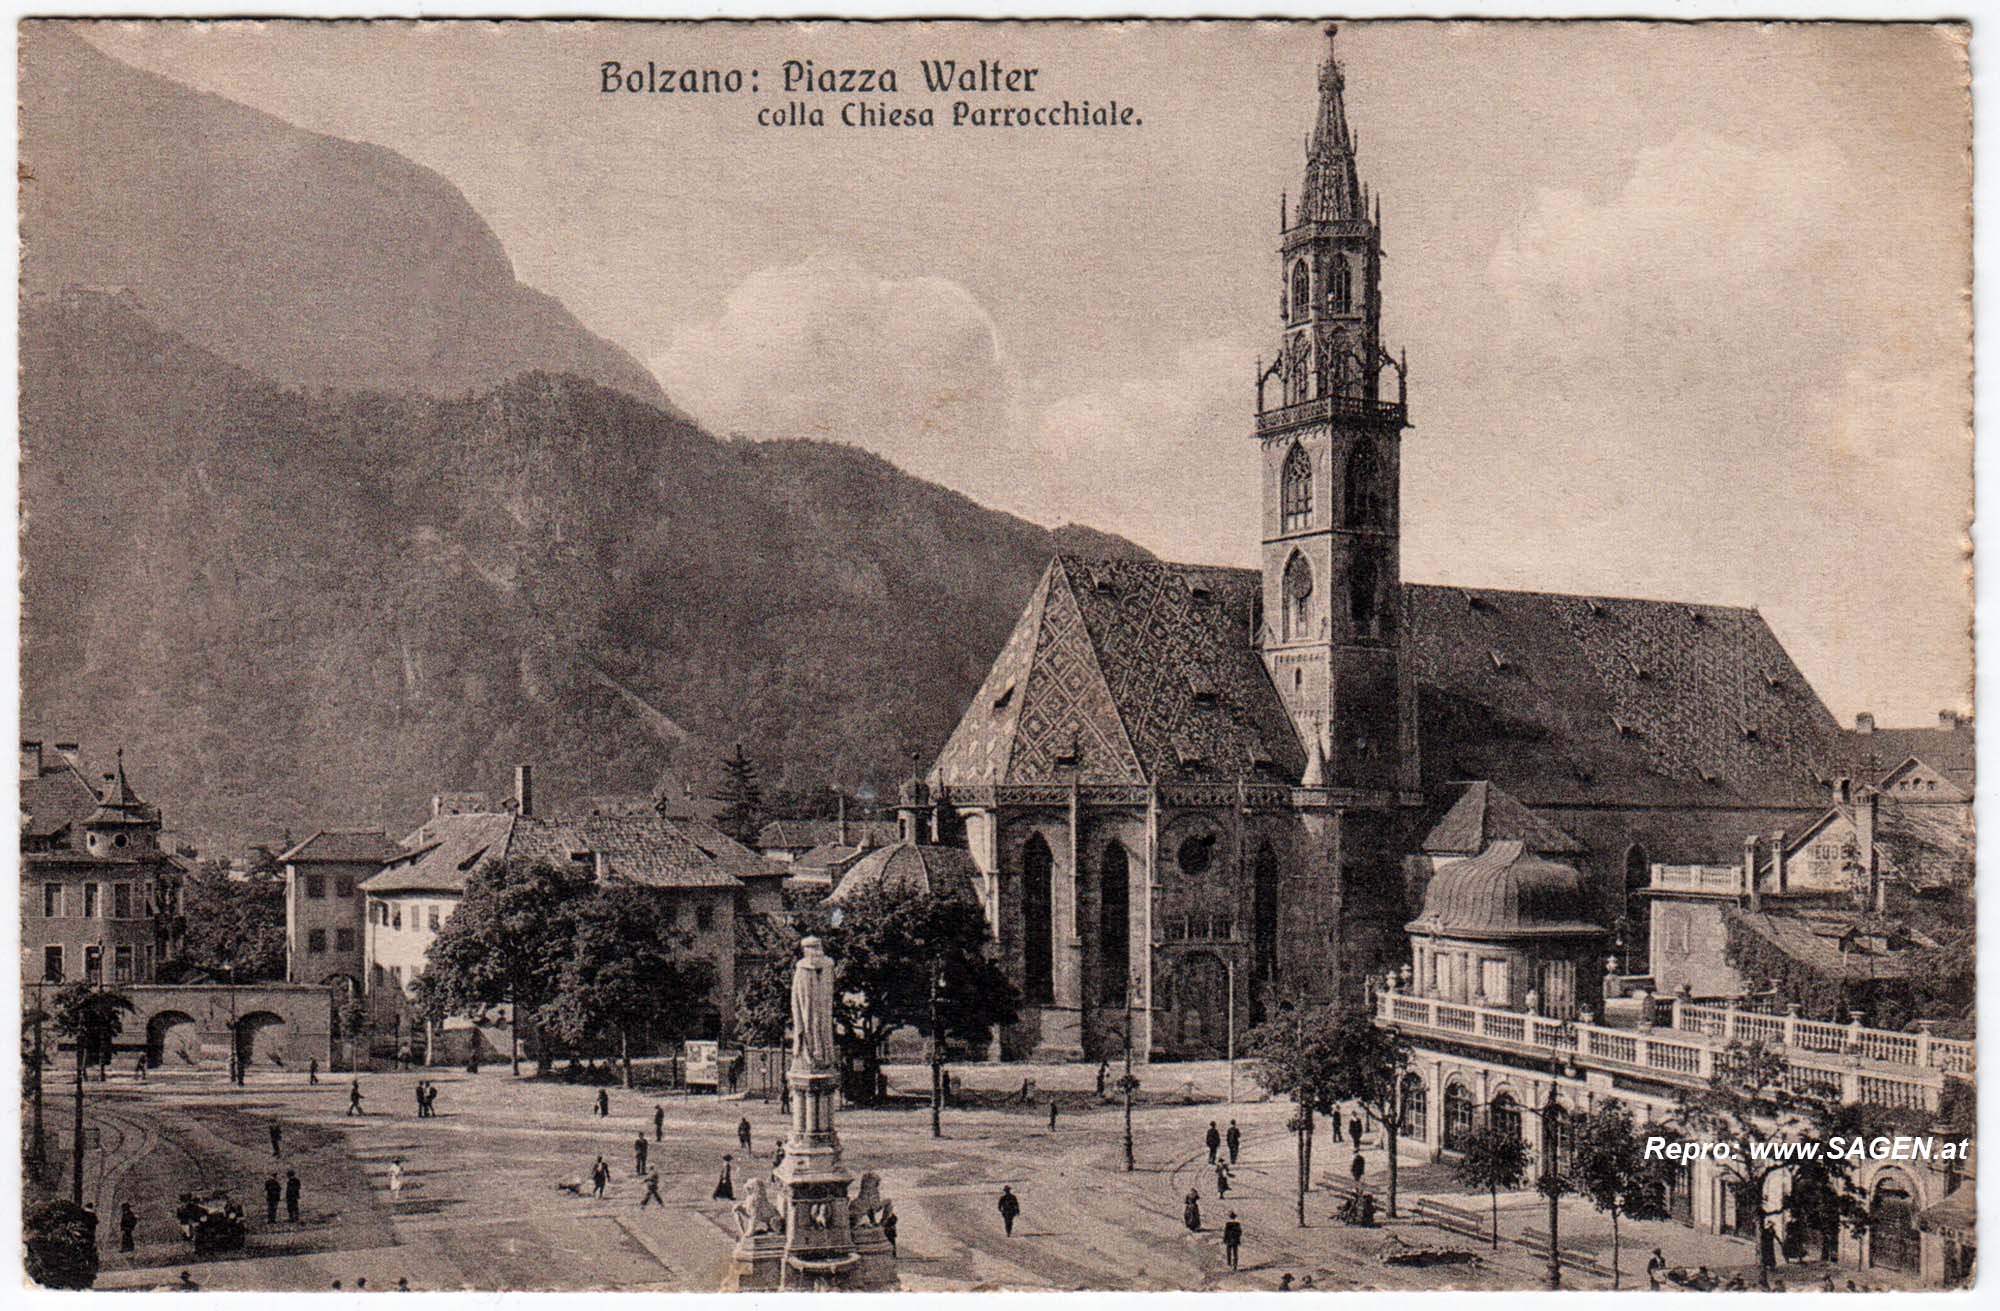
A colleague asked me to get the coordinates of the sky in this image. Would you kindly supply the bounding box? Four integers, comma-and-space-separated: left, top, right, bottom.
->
80, 19, 1973, 726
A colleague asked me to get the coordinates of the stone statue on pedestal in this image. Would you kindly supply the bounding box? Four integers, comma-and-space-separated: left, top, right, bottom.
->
791, 936, 838, 1071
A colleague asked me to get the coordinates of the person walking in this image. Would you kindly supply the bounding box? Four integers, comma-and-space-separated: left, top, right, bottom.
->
738, 1116, 753, 1152
883, 1210, 898, 1256
639, 1170, 664, 1209
1349, 1150, 1366, 1190
1278, 1274, 1294, 1291
772, 1140, 786, 1173
1223, 1212, 1243, 1271
1349, 1113, 1364, 1152
634, 1134, 649, 1177
347, 1080, 364, 1116
1206, 1121, 1222, 1164
997, 1185, 1021, 1237
654, 1104, 665, 1143
713, 1155, 735, 1201
1226, 1120, 1242, 1165
591, 1155, 610, 1199
1646, 1249, 1667, 1291
423, 1083, 439, 1118
285, 1170, 302, 1223
1215, 1159, 1231, 1199
264, 1174, 282, 1224
1183, 1188, 1203, 1232
270, 1122, 283, 1157
595, 1088, 610, 1118
307, 1057, 319, 1086
1049, 1099, 1059, 1132
388, 1159, 405, 1203
1096, 1060, 1109, 1098
119, 1202, 138, 1253
134, 1054, 147, 1083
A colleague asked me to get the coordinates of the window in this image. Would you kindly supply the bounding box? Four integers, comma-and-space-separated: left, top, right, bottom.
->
335, 876, 354, 898
1327, 256, 1352, 313
336, 928, 356, 952
1348, 551, 1381, 638
1281, 444, 1313, 531
372, 963, 385, 989
388, 965, 402, 991
1253, 842, 1281, 980
1479, 957, 1510, 1005
1022, 834, 1056, 1005
44, 946, 63, 982
114, 882, 133, 919
83, 883, 100, 918
306, 874, 326, 899
427, 905, 440, 931
1100, 842, 1130, 1004
144, 882, 156, 914
1444, 1083, 1476, 1153
84, 945, 103, 982
1282, 552, 1314, 642
392, 906, 402, 930
1289, 260, 1311, 321
42, 884, 62, 918
1343, 442, 1383, 527
1490, 1092, 1522, 1144
114, 944, 134, 982
308, 929, 327, 954
696, 904, 715, 932
1400, 1074, 1428, 1139
1178, 834, 1216, 878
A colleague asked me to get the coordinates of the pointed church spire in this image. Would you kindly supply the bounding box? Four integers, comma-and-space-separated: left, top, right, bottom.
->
1295, 23, 1363, 226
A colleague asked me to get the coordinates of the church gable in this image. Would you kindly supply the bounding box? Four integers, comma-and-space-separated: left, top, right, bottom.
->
930, 561, 1053, 785
1002, 561, 1146, 784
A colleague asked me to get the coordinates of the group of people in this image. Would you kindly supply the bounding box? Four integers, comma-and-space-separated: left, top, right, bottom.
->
413, 1080, 442, 1117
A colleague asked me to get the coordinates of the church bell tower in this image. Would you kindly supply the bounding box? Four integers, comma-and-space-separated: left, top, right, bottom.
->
1256, 25, 1412, 794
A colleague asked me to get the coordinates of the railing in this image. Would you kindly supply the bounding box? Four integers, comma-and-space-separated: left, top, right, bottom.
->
1375, 990, 1963, 1112
1651, 863, 1745, 893
1254, 393, 1407, 435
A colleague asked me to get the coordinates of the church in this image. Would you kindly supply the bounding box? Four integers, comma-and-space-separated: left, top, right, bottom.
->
913, 29, 1852, 1064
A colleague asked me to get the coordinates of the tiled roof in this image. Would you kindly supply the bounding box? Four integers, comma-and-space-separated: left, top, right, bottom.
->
934, 559, 1845, 807
363, 812, 517, 895
1421, 781, 1584, 855
280, 829, 399, 865
1723, 910, 1917, 982
828, 843, 982, 905
1408, 841, 1603, 939
1872, 798, 1973, 890
1845, 721, 1974, 786
756, 819, 900, 850
20, 759, 100, 840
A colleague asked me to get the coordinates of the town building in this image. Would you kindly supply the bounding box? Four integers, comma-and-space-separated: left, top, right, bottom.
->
278, 829, 396, 992
920, 28, 1852, 1064
19, 738, 181, 987
757, 815, 900, 864
359, 766, 787, 1052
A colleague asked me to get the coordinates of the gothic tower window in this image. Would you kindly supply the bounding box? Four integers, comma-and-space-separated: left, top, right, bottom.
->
1100, 841, 1130, 1004
1022, 834, 1055, 1004
1290, 260, 1311, 323
1349, 551, 1381, 638
1282, 551, 1314, 641
1281, 444, 1313, 531
1327, 256, 1351, 313
1287, 336, 1312, 404
1253, 841, 1280, 979
1343, 441, 1383, 526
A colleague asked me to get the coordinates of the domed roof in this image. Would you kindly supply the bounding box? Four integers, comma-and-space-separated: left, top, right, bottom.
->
1407, 840, 1605, 940
827, 842, 980, 906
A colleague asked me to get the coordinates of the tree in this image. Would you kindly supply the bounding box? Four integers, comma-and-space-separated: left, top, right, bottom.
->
541, 886, 716, 1087
424, 858, 591, 1075
24, 1200, 99, 1289
729, 952, 795, 1048
1567, 1102, 1673, 1287
50, 983, 134, 1079
1325, 1010, 1417, 1217
711, 744, 766, 846
1453, 1122, 1530, 1248
1246, 1002, 1346, 1227
793, 883, 1019, 1104
167, 860, 286, 981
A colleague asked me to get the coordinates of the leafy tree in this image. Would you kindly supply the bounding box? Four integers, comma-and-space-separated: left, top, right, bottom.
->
424, 858, 591, 1075
1453, 1121, 1530, 1248
167, 860, 286, 981
711, 744, 766, 846
1324, 1009, 1417, 1217
50, 983, 135, 1081
792, 883, 1019, 1103
1567, 1102, 1673, 1286
1246, 1002, 1346, 1227
541, 886, 716, 1086
729, 951, 795, 1047
24, 1200, 99, 1289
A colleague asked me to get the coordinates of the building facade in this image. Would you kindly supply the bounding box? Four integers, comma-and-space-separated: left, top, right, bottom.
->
280, 829, 396, 991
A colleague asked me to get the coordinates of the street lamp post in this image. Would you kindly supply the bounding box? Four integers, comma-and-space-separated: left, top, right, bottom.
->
1116, 998, 1139, 1172
1540, 1078, 1564, 1291
224, 956, 241, 1085
928, 960, 944, 1139
1224, 956, 1237, 1104
29, 981, 48, 1182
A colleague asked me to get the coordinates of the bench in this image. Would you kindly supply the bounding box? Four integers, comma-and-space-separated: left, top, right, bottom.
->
1518, 1229, 1616, 1281
1410, 1198, 1489, 1243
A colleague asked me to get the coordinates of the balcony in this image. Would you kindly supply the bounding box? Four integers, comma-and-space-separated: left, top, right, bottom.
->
1255, 393, 1406, 436
1376, 989, 1968, 1111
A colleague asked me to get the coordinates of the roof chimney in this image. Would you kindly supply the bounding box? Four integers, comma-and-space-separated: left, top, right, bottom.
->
1742, 834, 1761, 911
54, 742, 80, 770
516, 764, 534, 819
1939, 710, 1961, 730
837, 793, 848, 847
1771, 829, 1788, 895
19, 739, 42, 781
1854, 712, 1875, 735
1856, 790, 1882, 912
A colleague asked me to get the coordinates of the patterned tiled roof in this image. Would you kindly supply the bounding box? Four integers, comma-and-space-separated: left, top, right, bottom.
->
280, 829, 398, 865
1421, 781, 1584, 855
934, 559, 1844, 807
828, 842, 981, 905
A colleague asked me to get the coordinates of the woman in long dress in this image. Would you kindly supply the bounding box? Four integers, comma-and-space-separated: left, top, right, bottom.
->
1183, 1188, 1202, 1232
714, 1154, 736, 1201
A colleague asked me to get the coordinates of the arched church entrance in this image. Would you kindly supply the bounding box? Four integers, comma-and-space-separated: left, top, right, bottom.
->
1171, 952, 1230, 1058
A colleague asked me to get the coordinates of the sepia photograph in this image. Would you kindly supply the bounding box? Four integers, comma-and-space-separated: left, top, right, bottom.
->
11, 15, 1977, 1295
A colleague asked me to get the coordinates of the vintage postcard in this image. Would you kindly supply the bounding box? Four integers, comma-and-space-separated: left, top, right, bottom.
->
13, 17, 1975, 1295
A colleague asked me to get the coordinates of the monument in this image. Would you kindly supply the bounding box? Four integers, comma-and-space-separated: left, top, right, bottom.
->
722, 936, 899, 1291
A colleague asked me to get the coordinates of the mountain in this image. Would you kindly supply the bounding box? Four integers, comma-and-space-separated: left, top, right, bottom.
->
18, 23, 667, 407
20, 294, 1150, 849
